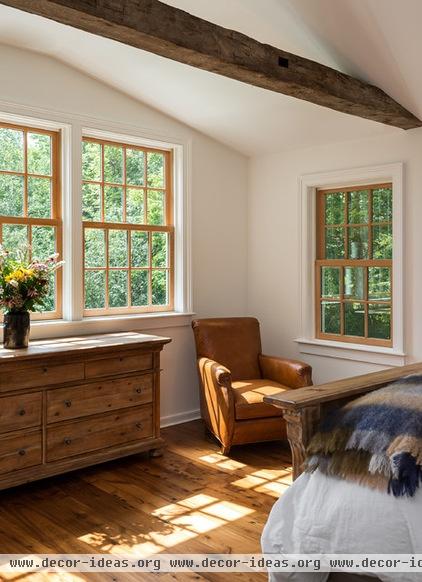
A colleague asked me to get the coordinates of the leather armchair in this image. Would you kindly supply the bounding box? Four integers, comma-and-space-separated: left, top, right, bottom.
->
192, 317, 312, 454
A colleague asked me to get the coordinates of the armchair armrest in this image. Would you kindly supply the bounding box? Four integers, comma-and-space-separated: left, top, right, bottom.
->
259, 354, 312, 389
197, 357, 235, 451
213, 363, 232, 388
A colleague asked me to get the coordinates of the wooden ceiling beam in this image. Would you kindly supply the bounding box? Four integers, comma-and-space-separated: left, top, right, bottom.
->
2, 0, 421, 130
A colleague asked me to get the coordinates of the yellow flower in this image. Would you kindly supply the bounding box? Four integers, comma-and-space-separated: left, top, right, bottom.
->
5, 268, 35, 284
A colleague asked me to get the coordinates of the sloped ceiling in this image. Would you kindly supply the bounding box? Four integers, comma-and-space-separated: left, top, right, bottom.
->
0, 0, 420, 155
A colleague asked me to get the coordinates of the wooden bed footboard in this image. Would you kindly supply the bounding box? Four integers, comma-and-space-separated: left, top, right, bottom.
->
264, 361, 422, 479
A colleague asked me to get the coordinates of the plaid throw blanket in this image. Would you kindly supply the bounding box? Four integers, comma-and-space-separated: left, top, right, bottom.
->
305, 374, 422, 497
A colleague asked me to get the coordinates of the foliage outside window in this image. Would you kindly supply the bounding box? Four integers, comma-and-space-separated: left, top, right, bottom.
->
0, 123, 62, 319
82, 138, 173, 315
316, 183, 393, 346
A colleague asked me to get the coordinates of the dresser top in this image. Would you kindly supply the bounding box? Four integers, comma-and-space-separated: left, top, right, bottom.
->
0, 331, 171, 362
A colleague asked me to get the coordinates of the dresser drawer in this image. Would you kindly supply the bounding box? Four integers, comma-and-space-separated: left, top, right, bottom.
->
85, 352, 152, 379
0, 392, 42, 434
47, 405, 153, 462
0, 431, 42, 475
0, 363, 85, 391
47, 374, 153, 423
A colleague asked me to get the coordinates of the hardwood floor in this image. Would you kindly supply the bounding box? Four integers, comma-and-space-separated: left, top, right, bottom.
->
0, 420, 292, 582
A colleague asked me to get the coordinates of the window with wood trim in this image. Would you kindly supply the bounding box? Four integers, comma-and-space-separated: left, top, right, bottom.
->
0, 123, 62, 319
316, 184, 392, 346
82, 137, 173, 315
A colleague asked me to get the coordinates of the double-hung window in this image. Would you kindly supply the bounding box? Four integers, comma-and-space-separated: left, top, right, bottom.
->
82, 138, 174, 315
316, 183, 393, 346
0, 123, 62, 319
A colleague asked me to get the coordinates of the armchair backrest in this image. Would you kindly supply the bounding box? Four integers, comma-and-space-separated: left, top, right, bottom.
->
192, 317, 262, 380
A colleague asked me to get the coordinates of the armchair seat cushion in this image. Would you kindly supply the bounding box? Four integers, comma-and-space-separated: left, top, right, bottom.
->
232, 379, 287, 420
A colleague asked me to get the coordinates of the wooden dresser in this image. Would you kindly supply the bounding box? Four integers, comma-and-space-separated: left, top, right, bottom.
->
0, 331, 171, 490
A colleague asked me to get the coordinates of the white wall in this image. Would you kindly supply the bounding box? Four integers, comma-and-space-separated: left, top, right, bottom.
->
248, 129, 422, 384
0, 45, 249, 425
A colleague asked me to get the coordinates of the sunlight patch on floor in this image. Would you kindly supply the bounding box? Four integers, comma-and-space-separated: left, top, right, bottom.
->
217, 459, 247, 471
178, 494, 218, 510
171, 511, 225, 534
231, 467, 292, 498
199, 453, 247, 471
201, 500, 253, 521
78, 492, 254, 555
255, 480, 290, 497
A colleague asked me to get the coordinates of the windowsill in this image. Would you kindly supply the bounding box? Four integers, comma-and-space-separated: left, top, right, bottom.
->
295, 337, 406, 367
1, 311, 195, 342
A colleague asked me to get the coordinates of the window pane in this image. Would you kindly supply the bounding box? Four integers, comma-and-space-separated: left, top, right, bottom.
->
131, 231, 148, 267
368, 267, 391, 301
2, 224, 28, 253
84, 228, 106, 267
321, 267, 340, 298
348, 190, 369, 224
344, 302, 365, 337
368, 304, 391, 340
147, 190, 165, 225
131, 270, 148, 306
109, 270, 128, 308
372, 187, 392, 222
34, 272, 55, 313
104, 145, 123, 184
85, 270, 106, 309
372, 224, 392, 259
82, 141, 102, 182
344, 267, 364, 300
325, 227, 344, 259
0, 127, 24, 172
321, 301, 340, 334
348, 226, 368, 259
28, 177, 51, 218
152, 232, 168, 268
32, 226, 55, 260
126, 149, 145, 186
127, 188, 144, 224
109, 229, 128, 267
324, 192, 344, 225
152, 270, 168, 305
0, 174, 24, 216
104, 186, 123, 222
27, 133, 51, 176
147, 152, 165, 188
82, 183, 101, 221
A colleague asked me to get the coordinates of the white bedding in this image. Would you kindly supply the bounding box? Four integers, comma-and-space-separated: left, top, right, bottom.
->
261, 470, 422, 582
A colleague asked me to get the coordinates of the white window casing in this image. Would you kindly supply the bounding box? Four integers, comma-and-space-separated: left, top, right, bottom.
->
295, 163, 405, 367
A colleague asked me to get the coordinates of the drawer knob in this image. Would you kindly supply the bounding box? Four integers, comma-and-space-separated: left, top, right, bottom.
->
136, 387, 142, 394
64, 438, 72, 445
136, 422, 143, 430
18, 449, 26, 456
64, 400, 72, 408
18, 409, 26, 416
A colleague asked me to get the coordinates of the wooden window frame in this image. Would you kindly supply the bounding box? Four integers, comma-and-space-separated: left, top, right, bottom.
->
316, 182, 392, 347
82, 137, 174, 316
0, 122, 62, 320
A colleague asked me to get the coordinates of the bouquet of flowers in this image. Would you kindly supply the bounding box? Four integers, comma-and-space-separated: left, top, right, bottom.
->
0, 245, 63, 313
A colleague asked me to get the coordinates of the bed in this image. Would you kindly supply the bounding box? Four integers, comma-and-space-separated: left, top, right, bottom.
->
261, 361, 422, 582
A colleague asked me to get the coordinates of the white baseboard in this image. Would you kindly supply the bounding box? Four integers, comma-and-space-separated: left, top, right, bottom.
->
160, 408, 201, 428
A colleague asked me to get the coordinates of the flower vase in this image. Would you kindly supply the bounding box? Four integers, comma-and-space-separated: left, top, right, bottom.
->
3, 311, 30, 349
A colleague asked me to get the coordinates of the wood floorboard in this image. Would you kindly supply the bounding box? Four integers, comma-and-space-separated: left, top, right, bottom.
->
0, 420, 292, 582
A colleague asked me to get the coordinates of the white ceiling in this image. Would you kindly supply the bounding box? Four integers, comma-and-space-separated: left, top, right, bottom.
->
0, 0, 420, 155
